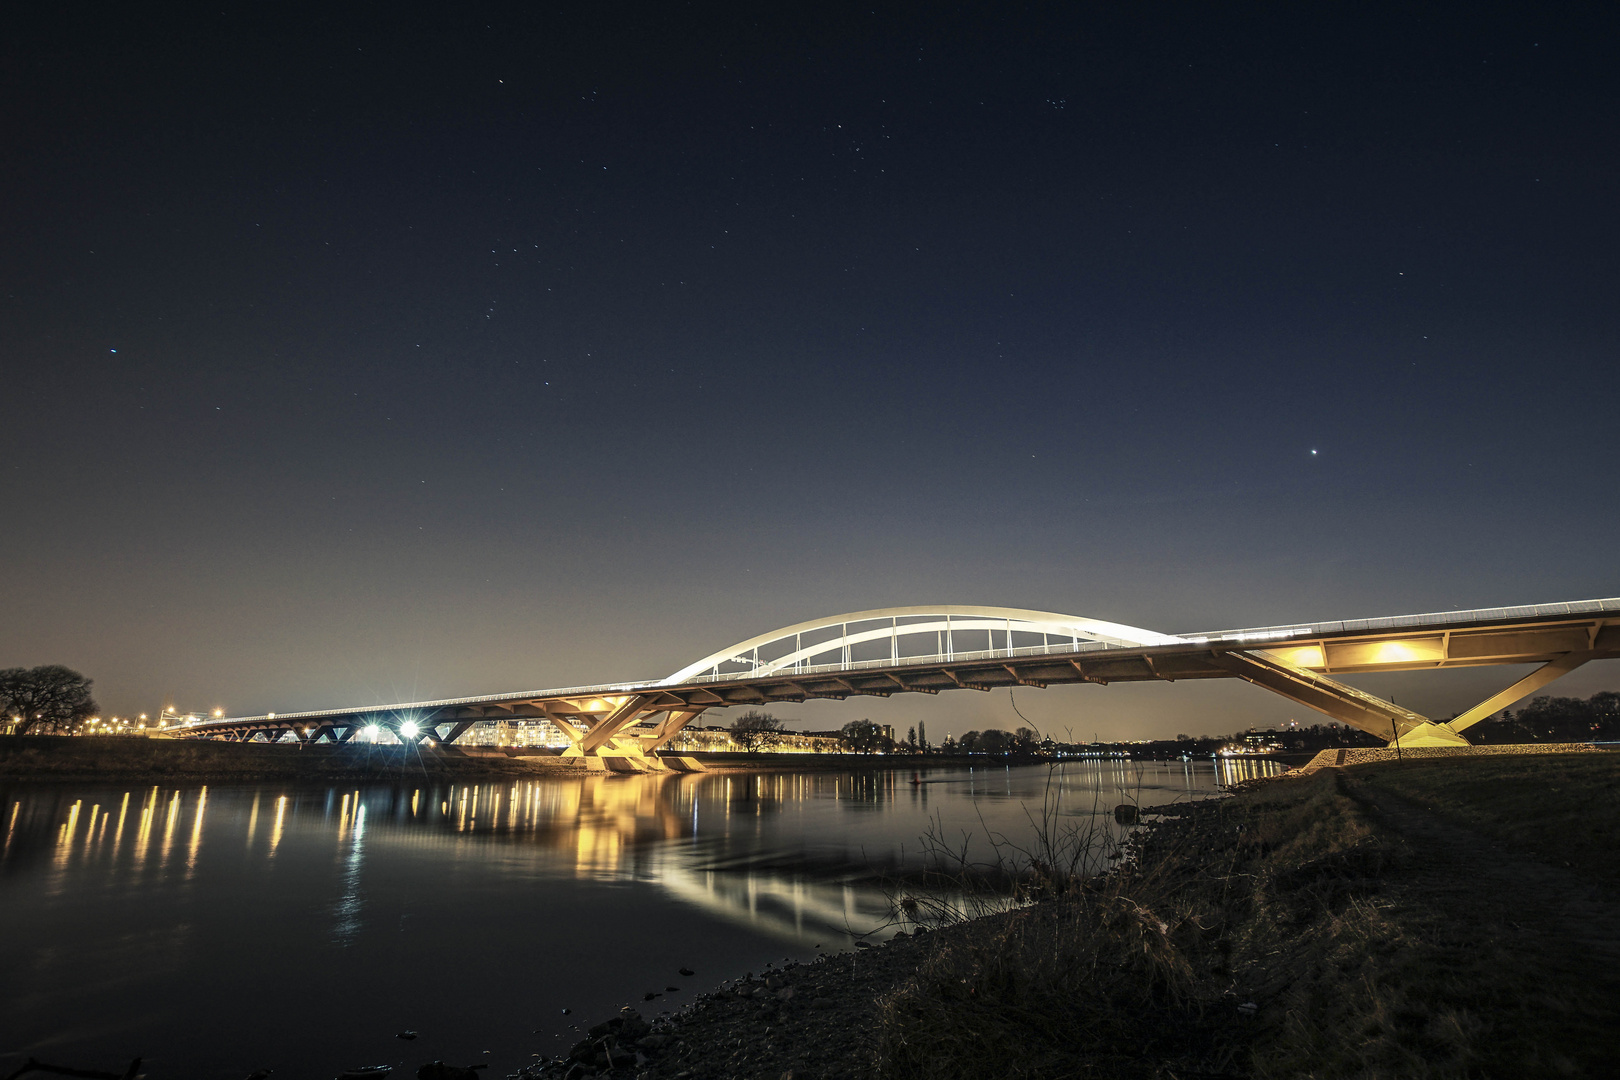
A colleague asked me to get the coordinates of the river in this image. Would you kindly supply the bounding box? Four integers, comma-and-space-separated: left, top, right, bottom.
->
0, 757, 1280, 1078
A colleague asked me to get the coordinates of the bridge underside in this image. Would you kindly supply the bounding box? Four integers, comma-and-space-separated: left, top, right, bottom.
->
178, 602, 1620, 754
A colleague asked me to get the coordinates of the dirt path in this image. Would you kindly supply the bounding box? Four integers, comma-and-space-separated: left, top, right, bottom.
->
1344, 770, 1620, 954
1340, 770, 1620, 1073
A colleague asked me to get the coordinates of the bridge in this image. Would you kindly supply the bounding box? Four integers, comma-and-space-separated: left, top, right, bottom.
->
174, 598, 1620, 767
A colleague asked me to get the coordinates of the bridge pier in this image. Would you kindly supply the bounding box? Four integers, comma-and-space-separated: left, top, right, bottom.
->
1209, 649, 1471, 747
434, 720, 477, 745
1215, 645, 1603, 748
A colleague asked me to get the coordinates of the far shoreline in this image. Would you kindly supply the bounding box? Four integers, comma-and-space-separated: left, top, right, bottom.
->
0, 733, 1291, 785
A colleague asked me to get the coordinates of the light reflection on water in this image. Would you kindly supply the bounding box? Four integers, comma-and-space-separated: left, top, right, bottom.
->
0, 757, 1278, 1077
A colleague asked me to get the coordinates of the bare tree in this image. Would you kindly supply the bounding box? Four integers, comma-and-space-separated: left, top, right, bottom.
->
729, 709, 785, 752
0, 666, 99, 735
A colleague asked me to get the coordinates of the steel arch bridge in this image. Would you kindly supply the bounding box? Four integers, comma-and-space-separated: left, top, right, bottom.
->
174, 598, 1620, 769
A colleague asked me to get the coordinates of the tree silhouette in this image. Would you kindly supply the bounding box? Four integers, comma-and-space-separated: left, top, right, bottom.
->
0, 665, 98, 735
728, 710, 785, 752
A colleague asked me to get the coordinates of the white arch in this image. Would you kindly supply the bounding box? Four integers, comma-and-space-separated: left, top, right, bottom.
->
660, 605, 1186, 685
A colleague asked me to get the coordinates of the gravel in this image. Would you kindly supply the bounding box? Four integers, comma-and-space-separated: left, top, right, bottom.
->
506, 931, 945, 1080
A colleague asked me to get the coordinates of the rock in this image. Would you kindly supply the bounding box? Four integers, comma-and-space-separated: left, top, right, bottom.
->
1114, 803, 1140, 825
561, 1008, 572, 1015
810, 997, 836, 1010
637, 1035, 675, 1051
775, 987, 795, 1001
416, 1064, 479, 1080
396, 1031, 418, 1040
1237, 1001, 1259, 1017
587, 1009, 648, 1042
665, 985, 680, 992
643, 991, 660, 1001
855, 940, 872, 949
765, 976, 782, 990
679, 967, 695, 977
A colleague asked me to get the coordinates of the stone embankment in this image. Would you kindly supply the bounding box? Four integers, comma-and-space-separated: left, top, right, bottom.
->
1291, 740, 1601, 773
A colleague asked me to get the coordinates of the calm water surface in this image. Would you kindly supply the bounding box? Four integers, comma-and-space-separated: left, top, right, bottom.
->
1, 758, 1279, 1078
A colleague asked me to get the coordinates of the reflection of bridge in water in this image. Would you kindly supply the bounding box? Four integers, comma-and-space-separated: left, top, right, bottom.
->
180, 599, 1620, 760
4, 761, 1279, 945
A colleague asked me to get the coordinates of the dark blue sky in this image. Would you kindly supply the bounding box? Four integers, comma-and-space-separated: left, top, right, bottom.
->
4, 2, 1617, 737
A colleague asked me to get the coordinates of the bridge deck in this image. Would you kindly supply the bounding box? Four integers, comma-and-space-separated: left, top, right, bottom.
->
177, 599, 1620, 743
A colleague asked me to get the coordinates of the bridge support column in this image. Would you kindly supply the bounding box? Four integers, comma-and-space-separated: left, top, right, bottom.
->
579, 695, 653, 754
1445, 651, 1596, 733
552, 696, 698, 771
639, 708, 707, 754
1217, 645, 1602, 748
546, 716, 587, 751
434, 720, 477, 745
1210, 649, 1469, 747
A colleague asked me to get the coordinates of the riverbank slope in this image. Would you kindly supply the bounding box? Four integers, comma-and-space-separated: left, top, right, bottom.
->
524, 748, 1619, 1079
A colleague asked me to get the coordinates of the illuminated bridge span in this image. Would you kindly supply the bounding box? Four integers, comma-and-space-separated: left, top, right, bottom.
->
178, 599, 1620, 767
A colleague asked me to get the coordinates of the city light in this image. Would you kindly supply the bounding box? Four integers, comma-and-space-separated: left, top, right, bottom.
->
400, 721, 419, 738
363, 723, 381, 741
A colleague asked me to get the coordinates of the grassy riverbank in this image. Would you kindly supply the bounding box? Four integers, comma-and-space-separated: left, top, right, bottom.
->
524, 748, 1620, 1080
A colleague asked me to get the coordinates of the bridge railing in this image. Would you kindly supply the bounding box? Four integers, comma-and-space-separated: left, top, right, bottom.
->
681, 636, 1124, 685
1187, 598, 1620, 645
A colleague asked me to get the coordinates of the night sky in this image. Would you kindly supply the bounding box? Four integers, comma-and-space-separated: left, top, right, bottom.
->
5, 3, 1617, 740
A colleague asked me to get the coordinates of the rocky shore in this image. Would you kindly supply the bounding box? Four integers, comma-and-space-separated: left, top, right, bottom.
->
508, 931, 951, 1080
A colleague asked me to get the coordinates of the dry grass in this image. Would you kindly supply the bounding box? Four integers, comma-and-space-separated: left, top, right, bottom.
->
1351, 751, 1620, 891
